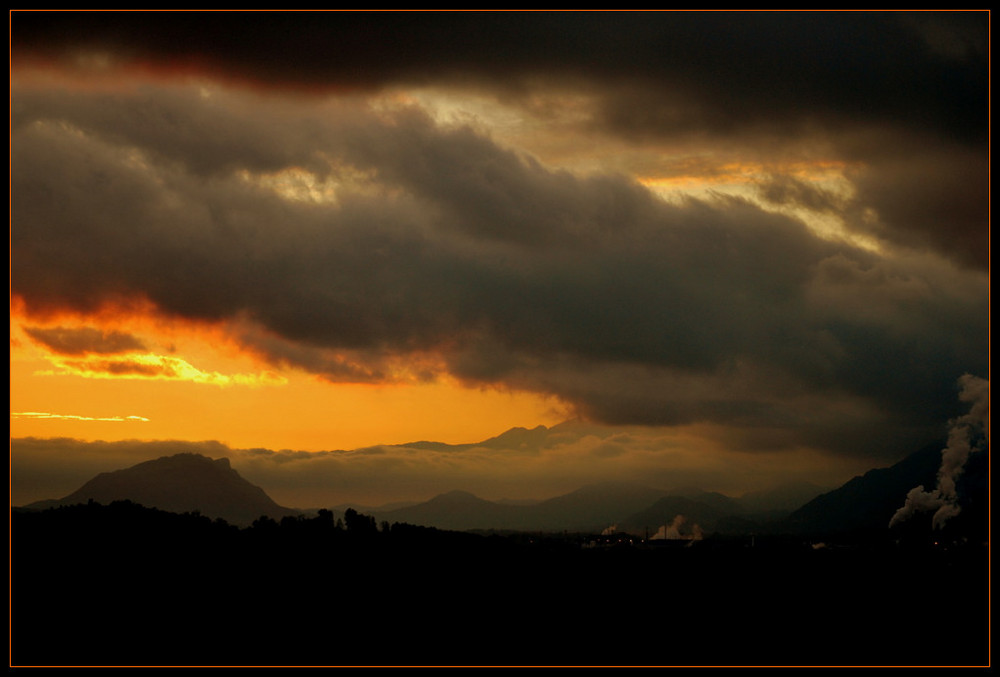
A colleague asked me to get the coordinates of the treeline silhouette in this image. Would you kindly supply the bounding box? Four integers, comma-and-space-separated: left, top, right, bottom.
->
12, 500, 988, 667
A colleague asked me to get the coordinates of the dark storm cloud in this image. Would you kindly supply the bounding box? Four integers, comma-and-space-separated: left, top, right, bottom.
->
843, 136, 990, 270
757, 175, 847, 216
758, 135, 989, 270
10, 79, 988, 460
9, 85, 331, 179
11, 11, 989, 271
11, 11, 987, 141
23, 326, 147, 355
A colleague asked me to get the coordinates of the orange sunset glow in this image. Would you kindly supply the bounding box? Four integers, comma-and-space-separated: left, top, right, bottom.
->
11, 306, 567, 454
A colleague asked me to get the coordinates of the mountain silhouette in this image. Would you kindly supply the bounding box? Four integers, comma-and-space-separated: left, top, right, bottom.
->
378, 481, 670, 532
663, 486, 741, 513
22, 453, 298, 526
377, 490, 532, 531
400, 422, 577, 453
529, 481, 670, 531
20, 431, 983, 541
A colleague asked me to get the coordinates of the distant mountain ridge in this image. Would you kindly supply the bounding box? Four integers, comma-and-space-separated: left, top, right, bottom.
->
399, 422, 569, 453
18, 428, 983, 542
22, 453, 298, 526
371, 480, 826, 534
19, 448, 827, 534
379, 490, 532, 531
374, 481, 677, 532
368, 433, 986, 540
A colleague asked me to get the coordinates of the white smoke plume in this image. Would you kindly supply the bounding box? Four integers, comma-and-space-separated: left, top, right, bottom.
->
889, 374, 989, 530
651, 515, 685, 540
650, 514, 702, 541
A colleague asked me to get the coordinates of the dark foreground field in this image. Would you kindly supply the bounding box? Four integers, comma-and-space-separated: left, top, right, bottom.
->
11, 501, 989, 667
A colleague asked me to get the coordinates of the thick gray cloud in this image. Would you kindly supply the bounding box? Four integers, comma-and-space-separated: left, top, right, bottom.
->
11, 12, 987, 140
11, 78, 988, 462
11, 13, 989, 469
12, 10, 990, 281
12, 11, 989, 273
843, 136, 989, 270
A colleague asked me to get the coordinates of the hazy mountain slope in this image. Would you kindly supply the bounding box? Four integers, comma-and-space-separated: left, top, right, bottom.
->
621, 495, 730, 537
377, 490, 534, 531
22, 453, 298, 526
377, 481, 669, 533
374, 438, 983, 538
735, 481, 828, 515
664, 486, 740, 514
784, 442, 943, 534
524, 481, 669, 532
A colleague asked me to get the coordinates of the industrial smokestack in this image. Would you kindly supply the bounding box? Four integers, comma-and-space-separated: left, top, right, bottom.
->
889, 374, 989, 530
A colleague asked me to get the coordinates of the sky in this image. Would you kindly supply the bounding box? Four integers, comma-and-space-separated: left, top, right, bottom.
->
10, 11, 990, 509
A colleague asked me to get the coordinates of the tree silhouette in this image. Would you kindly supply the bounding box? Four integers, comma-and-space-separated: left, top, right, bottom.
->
344, 508, 377, 536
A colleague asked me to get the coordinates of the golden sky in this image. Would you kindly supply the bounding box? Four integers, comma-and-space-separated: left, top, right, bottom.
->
10, 304, 568, 452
